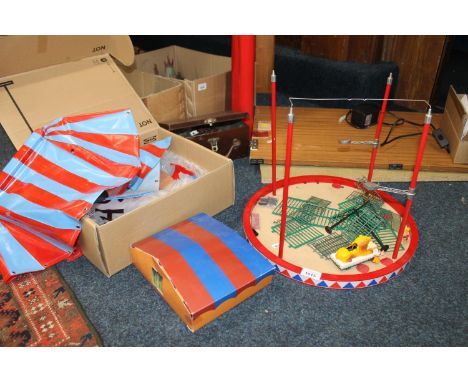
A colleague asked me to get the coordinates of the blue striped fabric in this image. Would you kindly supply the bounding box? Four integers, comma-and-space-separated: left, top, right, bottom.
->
156, 228, 237, 306
0, 109, 142, 281
189, 214, 275, 282
44, 110, 137, 136
46, 134, 140, 167
3, 158, 103, 204
23, 133, 134, 187
0, 222, 45, 275
128, 136, 172, 191
0, 192, 80, 230
0, 215, 74, 255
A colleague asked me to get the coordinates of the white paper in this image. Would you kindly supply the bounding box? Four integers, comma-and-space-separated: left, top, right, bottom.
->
460, 94, 468, 139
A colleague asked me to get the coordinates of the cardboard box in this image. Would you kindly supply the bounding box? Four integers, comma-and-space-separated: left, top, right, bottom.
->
440, 86, 468, 164
129, 46, 231, 118
121, 69, 186, 122
0, 36, 235, 277
131, 213, 275, 332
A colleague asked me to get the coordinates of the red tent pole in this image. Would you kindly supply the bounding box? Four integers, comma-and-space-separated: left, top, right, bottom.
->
368, 73, 393, 181
271, 70, 277, 195
231, 35, 240, 111
392, 109, 432, 259
278, 109, 294, 259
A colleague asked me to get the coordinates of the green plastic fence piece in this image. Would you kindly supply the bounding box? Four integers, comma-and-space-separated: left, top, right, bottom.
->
308, 231, 355, 259
381, 209, 401, 232
375, 226, 404, 252
272, 197, 307, 216
291, 205, 341, 228
306, 195, 331, 208
283, 225, 324, 249
272, 196, 338, 228
334, 203, 387, 236
271, 218, 305, 235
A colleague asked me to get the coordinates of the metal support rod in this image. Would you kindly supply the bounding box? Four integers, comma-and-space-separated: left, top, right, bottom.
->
289, 97, 431, 110
392, 109, 432, 259
271, 70, 277, 196
1, 80, 33, 132
370, 231, 389, 252
368, 73, 393, 181
325, 199, 370, 234
278, 109, 294, 259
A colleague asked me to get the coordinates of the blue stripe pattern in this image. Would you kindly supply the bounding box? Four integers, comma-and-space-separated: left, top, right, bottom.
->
46, 134, 140, 167
0, 192, 80, 230
189, 214, 275, 281
155, 228, 237, 307
3, 158, 103, 204
23, 133, 133, 187
0, 222, 45, 274
44, 110, 138, 136
128, 137, 171, 191
0, 215, 74, 254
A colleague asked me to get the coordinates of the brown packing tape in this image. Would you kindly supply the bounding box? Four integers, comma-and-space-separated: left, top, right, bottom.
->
184, 80, 196, 118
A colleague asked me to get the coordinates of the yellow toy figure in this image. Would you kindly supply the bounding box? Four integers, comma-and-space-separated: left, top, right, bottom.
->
336, 235, 374, 262
403, 225, 411, 242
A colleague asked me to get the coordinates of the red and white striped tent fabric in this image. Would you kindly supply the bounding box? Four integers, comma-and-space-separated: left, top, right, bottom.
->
0, 109, 167, 282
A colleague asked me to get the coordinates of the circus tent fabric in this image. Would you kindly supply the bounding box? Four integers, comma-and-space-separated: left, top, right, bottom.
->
0, 109, 166, 282
133, 213, 275, 319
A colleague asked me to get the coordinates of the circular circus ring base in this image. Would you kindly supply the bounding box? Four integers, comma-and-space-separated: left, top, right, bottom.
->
243, 175, 418, 289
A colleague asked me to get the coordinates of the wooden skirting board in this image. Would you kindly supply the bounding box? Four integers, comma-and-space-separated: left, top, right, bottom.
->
260, 164, 468, 183
251, 106, 468, 175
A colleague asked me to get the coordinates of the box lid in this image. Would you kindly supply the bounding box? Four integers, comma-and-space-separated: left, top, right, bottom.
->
0, 47, 158, 150
132, 213, 275, 318
0, 36, 135, 77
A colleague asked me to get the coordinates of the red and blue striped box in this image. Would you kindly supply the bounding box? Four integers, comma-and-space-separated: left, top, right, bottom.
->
131, 213, 275, 332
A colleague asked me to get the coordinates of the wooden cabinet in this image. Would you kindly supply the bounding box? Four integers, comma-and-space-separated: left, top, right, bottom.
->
275, 35, 448, 109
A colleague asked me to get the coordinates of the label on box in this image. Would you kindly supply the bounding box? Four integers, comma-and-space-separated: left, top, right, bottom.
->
300, 268, 322, 280
198, 83, 207, 92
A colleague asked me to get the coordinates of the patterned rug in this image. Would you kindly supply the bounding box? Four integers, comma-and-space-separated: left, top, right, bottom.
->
0, 267, 101, 347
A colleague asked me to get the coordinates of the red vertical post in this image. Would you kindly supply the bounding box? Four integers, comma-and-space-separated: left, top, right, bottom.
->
392, 109, 432, 259
368, 73, 393, 181
231, 35, 240, 111
278, 109, 294, 259
271, 70, 277, 196
232, 35, 256, 138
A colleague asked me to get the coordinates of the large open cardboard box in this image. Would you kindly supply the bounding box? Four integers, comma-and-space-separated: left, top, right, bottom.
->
124, 45, 231, 119
0, 36, 235, 277
440, 86, 468, 164
121, 69, 186, 122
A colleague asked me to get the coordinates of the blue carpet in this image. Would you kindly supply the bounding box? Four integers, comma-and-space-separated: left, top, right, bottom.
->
52, 158, 467, 346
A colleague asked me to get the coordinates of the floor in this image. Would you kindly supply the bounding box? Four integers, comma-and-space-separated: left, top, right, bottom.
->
56, 158, 468, 346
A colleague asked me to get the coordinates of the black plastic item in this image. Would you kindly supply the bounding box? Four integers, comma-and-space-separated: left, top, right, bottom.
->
349, 102, 380, 129
432, 128, 450, 152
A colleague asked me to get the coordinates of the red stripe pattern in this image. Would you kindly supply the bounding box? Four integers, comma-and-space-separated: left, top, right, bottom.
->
0, 109, 142, 282
133, 213, 275, 318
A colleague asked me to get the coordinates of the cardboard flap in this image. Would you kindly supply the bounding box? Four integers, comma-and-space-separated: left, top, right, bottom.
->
132, 45, 231, 80
447, 86, 468, 141
0, 54, 158, 149
0, 36, 135, 77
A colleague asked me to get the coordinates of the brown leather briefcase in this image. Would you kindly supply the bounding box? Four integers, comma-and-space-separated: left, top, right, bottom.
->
159, 111, 250, 159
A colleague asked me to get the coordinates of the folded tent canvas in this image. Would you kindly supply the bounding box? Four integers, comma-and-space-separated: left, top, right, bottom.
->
0, 110, 142, 282
0, 36, 235, 278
